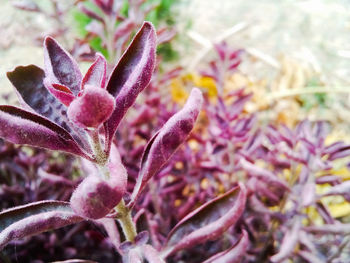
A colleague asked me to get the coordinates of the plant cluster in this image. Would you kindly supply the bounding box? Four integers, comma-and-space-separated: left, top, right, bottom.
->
1, 15, 350, 263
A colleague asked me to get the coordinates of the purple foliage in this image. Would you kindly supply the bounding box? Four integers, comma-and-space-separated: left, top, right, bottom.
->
2, 18, 350, 263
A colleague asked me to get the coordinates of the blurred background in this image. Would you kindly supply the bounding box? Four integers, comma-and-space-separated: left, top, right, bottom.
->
2, 0, 350, 132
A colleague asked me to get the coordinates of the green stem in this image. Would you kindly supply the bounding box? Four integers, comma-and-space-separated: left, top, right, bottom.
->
89, 129, 137, 242
115, 199, 137, 242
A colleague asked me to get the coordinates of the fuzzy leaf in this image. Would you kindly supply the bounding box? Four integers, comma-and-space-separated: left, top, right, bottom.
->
105, 21, 157, 153
44, 36, 82, 96
0, 200, 83, 250
202, 230, 249, 263
0, 105, 90, 159
130, 88, 203, 203
7, 65, 90, 150
7, 65, 70, 122
46, 82, 75, 107
164, 184, 247, 256
82, 54, 107, 89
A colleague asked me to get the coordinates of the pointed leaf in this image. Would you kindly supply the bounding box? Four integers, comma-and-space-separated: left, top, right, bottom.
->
0, 200, 83, 249
82, 54, 107, 89
7, 65, 90, 150
44, 36, 82, 96
164, 184, 247, 257
0, 105, 90, 159
105, 21, 157, 153
45, 82, 75, 106
202, 230, 249, 263
271, 219, 301, 262
130, 88, 203, 203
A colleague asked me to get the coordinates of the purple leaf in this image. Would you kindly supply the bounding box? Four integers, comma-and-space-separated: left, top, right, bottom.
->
202, 230, 249, 263
78, 3, 105, 23
105, 21, 157, 153
7, 65, 90, 151
163, 184, 247, 257
81, 54, 107, 89
7, 65, 71, 122
130, 88, 203, 203
0, 105, 90, 159
270, 219, 301, 262
240, 158, 289, 189
44, 36, 82, 96
67, 85, 115, 129
323, 181, 350, 196
45, 82, 75, 107
304, 223, 350, 234
0, 200, 83, 249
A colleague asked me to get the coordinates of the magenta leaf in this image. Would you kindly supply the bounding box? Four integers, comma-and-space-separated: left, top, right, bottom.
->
67, 85, 115, 129
202, 230, 249, 263
46, 82, 75, 107
7, 65, 90, 151
105, 21, 157, 153
44, 36, 82, 96
7, 65, 71, 122
163, 184, 247, 257
0, 105, 90, 159
130, 88, 203, 203
81, 54, 107, 89
0, 200, 83, 250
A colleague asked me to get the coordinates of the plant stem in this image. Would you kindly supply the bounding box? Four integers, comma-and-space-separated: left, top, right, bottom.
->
89, 129, 138, 242
115, 199, 137, 242
90, 129, 108, 166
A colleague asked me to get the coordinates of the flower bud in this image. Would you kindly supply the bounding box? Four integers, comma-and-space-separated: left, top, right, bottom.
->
67, 85, 115, 129
70, 174, 125, 219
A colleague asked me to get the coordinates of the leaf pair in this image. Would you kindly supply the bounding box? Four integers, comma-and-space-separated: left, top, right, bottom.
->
0, 201, 83, 250
163, 183, 247, 257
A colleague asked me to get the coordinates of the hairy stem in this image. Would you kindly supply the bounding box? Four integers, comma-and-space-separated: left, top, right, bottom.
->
89, 129, 137, 242
115, 199, 137, 242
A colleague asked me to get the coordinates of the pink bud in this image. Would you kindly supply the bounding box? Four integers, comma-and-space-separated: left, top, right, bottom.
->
67, 85, 115, 129
70, 174, 125, 219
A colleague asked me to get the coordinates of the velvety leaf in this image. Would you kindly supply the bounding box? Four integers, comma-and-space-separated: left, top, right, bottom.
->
0, 105, 90, 159
81, 54, 107, 89
0, 200, 83, 249
105, 21, 157, 153
45, 82, 75, 106
164, 184, 247, 257
202, 230, 249, 263
67, 85, 115, 129
44, 36, 82, 96
130, 88, 203, 203
7, 65, 90, 150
